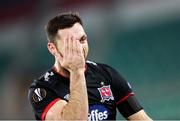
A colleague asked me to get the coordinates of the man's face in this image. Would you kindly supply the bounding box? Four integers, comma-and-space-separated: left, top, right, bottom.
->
55, 23, 89, 59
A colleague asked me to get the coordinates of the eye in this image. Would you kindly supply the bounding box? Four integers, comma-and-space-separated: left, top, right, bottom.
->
79, 36, 87, 43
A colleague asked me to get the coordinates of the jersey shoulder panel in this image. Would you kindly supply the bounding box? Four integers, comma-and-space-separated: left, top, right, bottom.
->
30, 69, 61, 89
86, 60, 98, 67
29, 68, 70, 99
86, 60, 109, 72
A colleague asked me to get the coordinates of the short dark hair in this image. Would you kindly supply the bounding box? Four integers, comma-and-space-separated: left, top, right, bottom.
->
45, 12, 83, 43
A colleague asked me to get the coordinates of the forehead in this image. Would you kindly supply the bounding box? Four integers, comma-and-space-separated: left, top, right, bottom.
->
57, 23, 85, 38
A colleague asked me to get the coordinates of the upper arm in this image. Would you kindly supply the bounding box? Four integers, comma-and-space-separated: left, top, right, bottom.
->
28, 87, 66, 120
101, 65, 147, 118
45, 99, 67, 120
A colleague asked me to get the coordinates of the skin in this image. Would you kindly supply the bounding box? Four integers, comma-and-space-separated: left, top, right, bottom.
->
45, 22, 152, 121
128, 110, 152, 120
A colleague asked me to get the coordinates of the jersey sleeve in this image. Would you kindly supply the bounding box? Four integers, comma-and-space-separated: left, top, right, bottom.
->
100, 64, 143, 118
28, 87, 60, 120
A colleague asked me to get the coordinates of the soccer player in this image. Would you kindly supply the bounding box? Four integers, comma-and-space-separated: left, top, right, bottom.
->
28, 12, 152, 121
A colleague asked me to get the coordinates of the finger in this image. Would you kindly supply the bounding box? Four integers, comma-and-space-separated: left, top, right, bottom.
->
65, 34, 71, 58
76, 40, 82, 56
75, 39, 79, 55
63, 36, 67, 57
56, 52, 63, 63
68, 35, 74, 56
66, 35, 70, 54
70, 36, 74, 55
72, 36, 77, 55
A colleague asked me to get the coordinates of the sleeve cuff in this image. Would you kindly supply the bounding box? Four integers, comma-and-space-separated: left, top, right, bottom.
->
41, 98, 60, 120
116, 92, 134, 105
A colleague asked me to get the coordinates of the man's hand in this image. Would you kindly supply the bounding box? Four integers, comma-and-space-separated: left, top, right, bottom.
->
45, 35, 88, 120
58, 35, 85, 73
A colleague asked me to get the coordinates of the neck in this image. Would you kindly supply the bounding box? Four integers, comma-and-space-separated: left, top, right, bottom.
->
54, 60, 70, 78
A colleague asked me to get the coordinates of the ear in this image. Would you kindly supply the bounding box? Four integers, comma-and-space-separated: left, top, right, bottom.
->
47, 42, 57, 56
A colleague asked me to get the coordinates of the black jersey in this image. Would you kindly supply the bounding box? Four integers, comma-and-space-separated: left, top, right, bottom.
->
28, 61, 143, 120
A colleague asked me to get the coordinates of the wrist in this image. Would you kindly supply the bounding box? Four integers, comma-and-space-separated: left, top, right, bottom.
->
70, 68, 85, 74
69, 69, 86, 83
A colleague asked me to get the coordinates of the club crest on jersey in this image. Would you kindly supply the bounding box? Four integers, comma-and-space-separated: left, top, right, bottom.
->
98, 85, 114, 102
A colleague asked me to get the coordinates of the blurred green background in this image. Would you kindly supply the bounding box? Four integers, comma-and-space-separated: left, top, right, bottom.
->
0, 0, 179, 119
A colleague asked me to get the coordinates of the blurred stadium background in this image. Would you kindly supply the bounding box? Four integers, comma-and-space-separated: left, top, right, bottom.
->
0, 0, 180, 119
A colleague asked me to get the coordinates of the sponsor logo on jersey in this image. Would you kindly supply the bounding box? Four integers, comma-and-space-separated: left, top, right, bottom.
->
32, 88, 47, 102
88, 105, 108, 121
98, 85, 114, 102
44, 71, 54, 81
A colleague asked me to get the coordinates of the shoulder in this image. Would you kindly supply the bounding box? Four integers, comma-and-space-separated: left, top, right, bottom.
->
29, 68, 58, 89
86, 60, 115, 71
86, 60, 121, 80
28, 69, 60, 104
86, 61, 128, 83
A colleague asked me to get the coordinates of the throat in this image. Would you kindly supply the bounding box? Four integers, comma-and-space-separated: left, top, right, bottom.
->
53, 61, 70, 78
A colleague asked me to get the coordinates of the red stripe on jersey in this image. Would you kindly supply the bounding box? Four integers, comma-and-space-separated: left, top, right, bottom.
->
41, 98, 60, 120
116, 93, 134, 105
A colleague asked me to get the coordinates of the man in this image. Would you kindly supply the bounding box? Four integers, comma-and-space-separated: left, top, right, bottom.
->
28, 12, 152, 121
